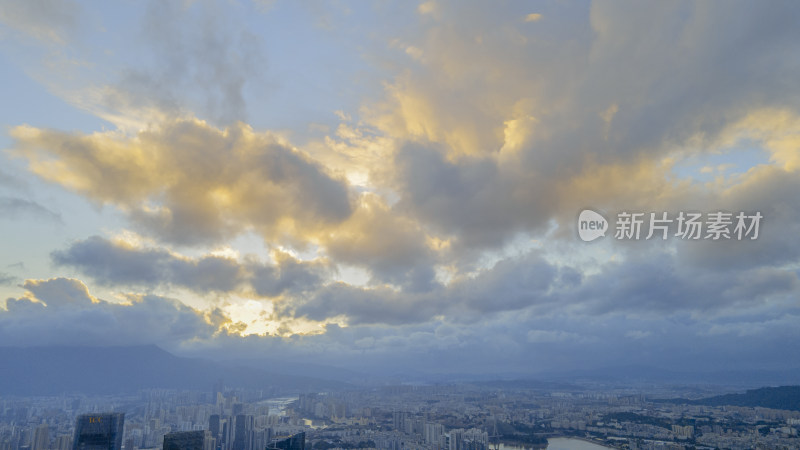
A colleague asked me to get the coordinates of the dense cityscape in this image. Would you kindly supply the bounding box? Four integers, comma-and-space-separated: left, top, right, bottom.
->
1, 382, 799, 450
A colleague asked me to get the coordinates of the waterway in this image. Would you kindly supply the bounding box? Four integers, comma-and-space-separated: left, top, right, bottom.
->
545, 438, 611, 449
501, 438, 611, 450
255, 396, 298, 416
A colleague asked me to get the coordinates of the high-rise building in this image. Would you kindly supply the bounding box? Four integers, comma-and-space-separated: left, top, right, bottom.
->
221, 419, 231, 450
56, 435, 73, 450
269, 433, 304, 450
208, 414, 221, 439
163, 431, 214, 450
33, 425, 49, 450
72, 413, 125, 450
424, 423, 444, 446
208, 416, 221, 442
447, 429, 487, 450
231, 405, 244, 417
232, 415, 253, 450
250, 429, 271, 450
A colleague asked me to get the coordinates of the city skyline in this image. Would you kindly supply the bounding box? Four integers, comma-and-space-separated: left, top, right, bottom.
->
1, 1, 800, 375
3, 383, 800, 450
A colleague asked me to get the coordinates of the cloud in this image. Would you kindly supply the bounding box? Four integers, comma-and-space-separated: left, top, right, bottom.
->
0, 196, 62, 223
527, 329, 579, 343
0, 0, 80, 45
360, 0, 800, 255
0, 169, 26, 190
391, 142, 554, 252
289, 251, 559, 326
560, 248, 800, 317
625, 330, 652, 340
2, 269, 799, 375
13, 121, 437, 292
0, 272, 15, 285
284, 237, 799, 329
51, 235, 329, 297
0, 278, 219, 347
524, 13, 542, 23
179, 304, 800, 375
11, 119, 352, 246
289, 283, 435, 326
51, 236, 244, 293
249, 250, 328, 297
322, 193, 436, 291
418, 2, 438, 16
104, 0, 266, 126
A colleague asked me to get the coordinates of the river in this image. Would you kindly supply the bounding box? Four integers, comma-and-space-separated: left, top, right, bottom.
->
255, 396, 298, 416
501, 438, 611, 450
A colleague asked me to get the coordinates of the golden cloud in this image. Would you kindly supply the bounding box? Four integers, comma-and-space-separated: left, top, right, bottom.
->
11, 118, 353, 246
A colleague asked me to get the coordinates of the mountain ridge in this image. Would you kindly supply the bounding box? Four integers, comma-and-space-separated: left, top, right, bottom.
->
656, 385, 800, 411
0, 345, 349, 395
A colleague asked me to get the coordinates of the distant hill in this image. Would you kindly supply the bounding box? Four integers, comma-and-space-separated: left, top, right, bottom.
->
538, 364, 800, 387
0, 345, 349, 395
472, 379, 584, 391
658, 386, 800, 411
221, 358, 371, 384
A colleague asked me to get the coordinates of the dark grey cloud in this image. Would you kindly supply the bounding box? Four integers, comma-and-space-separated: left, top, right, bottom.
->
393, 144, 535, 249
0, 278, 216, 347
675, 167, 800, 271
0, 196, 62, 223
1, 265, 798, 376
0, 272, 15, 285
52, 236, 243, 293
563, 249, 800, 316
288, 252, 560, 326
180, 305, 800, 376
52, 236, 328, 297
250, 253, 326, 297
286, 240, 798, 329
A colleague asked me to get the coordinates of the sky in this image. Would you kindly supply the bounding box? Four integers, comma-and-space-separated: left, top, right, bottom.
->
1, 0, 800, 377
